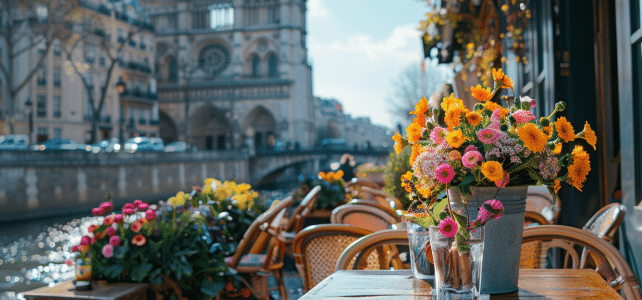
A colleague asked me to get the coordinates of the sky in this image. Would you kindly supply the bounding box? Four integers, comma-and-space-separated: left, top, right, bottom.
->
307, 0, 443, 129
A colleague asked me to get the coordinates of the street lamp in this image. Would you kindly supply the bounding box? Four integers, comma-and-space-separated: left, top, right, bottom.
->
115, 77, 126, 142
24, 99, 33, 145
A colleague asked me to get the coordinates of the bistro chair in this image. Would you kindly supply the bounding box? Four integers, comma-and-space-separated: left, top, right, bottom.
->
520, 225, 641, 300
281, 185, 322, 239
579, 202, 626, 269
347, 182, 403, 210
524, 211, 551, 227
331, 203, 401, 232
335, 228, 409, 271
224, 196, 294, 300
292, 224, 373, 291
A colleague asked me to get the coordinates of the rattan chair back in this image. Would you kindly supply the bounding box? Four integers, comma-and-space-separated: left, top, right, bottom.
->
335, 229, 409, 271
292, 224, 373, 291
346, 183, 403, 209
583, 202, 626, 243
524, 211, 551, 227
331, 203, 401, 232
521, 225, 641, 300
283, 185, 321, 233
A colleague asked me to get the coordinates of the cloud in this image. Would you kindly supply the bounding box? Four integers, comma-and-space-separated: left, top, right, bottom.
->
308, 0, 329, 18
324, 24, 422, 62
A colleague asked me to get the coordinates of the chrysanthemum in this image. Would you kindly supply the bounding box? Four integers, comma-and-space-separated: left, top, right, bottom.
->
410, 143, 422, 165
554, 116, 575, 143
392, 132, 404, 154
481, 161, 504, 182
132, 234, 146, 246
517, 123, 548, 153
406, 122, 423, 143
464, 145, 477, 153
462, 151, 482, 168
439, 217, 459, 238
478, 128, 502, 144
430, 126, 447, 144
566, 146, 591, 191
441, 93, 465, 112
471, 84, 493, 101
483, 101, 502, 113
446, 129, 466, 148
465, 111, 482, 126
435, 163, 455, 184
511, 110, 536, 123
491, 107, 510, 122
445, 108, 465, 129
578, 121, 597, 150
102, 244, 113, 258
409, 97, 428, 127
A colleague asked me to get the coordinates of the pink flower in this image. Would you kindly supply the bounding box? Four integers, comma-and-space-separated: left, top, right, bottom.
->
80, 235, 91, 246
102, 244, 113, 258
145, 209, 157, 221
99, 202, 113, 212
123, 208, 135, 215
109, 236, 121, 247
478, 128, 502, 144
491, 108, 502, 122
462, 151, 483, 169
511, 110, 536, 123
92, 207, 105, 216
65, 259, 74, 267
103, 215, 115, 226
439, 217, 459, 238
71, 245, 79, 252
87, 225, 99, 233
464, 145, 477, 153
105, 226, 116, 237
521, 96, 536, 108
430, 126, 447, 144
487, 199, 504, 220
114, 214, 124, 224
435, 163, 455, 184
494, 171, 510, 188
123, 203, 135, 211
478, 199, 504, 223
137, 203, 149, 211
133, 200, 143, 206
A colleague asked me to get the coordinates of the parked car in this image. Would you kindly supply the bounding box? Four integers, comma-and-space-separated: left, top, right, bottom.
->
124, 137, 164, 153
0, 134, 29, 150
36, 138, 91, 151
90, 138, 121, 153
164, 141, 188, 152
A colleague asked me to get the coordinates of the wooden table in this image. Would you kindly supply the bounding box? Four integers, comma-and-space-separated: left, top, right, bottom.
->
21, 281, 149, 300
299, 269, 624, 299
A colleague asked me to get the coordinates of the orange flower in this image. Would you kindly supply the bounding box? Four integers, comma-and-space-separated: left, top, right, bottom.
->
441, 94, 465, 112
553, 143, 562, 155
465, 112, 482, 126
392, 132, 405, 155
333, 170, 344, 181
406, 122, 423, 143
553, 180, 561, 194
446, 130, 466, 148
401, 171, 413, 193
410, 143, 422, 165
444, 108, 465, 130
517, 123, 548, 153
554, 116, 575, 143
132, 234, 146, 246
471, 84, 493, 101
409, 97, 429, 127
131, 220, 143, 233
578, 121, 597, 150
483, 101, 501, 112
492, 68, 514, 89
481, 161, 504, 182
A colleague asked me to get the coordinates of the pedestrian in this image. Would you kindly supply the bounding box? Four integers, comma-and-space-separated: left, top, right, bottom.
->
339, 153, 356, 182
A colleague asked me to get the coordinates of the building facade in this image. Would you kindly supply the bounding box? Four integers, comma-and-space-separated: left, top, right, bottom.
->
145, 0, 315, 151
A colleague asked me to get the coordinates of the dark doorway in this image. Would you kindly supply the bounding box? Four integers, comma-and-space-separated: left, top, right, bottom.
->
254, 132, 262, 148
206, 136, 214, 150
217, 135, 226, 150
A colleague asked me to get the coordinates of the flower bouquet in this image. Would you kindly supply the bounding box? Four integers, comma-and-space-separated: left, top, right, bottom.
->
395, 68, 596, 293
299, 170, 350, 209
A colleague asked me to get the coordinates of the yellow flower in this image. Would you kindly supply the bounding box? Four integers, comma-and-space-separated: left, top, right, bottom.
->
553, 142, 562, 155
465, 112, 482, 126
401, 171, 413, 193
444, 108, 465, 130
481, 161, 504, 182
410, 143, 422, 165
417, 185, 432, 198
409, 97, 429, 127
406, 122, 424, 143
543, 124, 553, 137
553, 179, 561, 193
517, 123, 548, 153
318, 171, 326, 180
441, 93, 465, 112
492, 68, 514, 89
471, 84, 493, 101
446, 129, 465, 148
566, 145, 591, 191
392, 132, 405, 154
168, 191, 188, 207
333, 170, 344, 181
578, 121, 597, 150
483, 101, 501, 112
554, 116, 575, 143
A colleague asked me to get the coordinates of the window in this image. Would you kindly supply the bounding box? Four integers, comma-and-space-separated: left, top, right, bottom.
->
245, 1, 259, 26
210, 3, 234, 29
53, 40, 60, 56
168, 57, 178, 82
53, 95, 61, 117
53, 67, 61, 87
37, 66, 46, 86
252, 55, 260, 77
268, 54, 277, 77
37, 39, 46, 54
168, 13, 177, 29
85, 44, 95, 63
198, 45, 231, 76
193, 10, 209, 29
267, 0, 279, 24
117, 28, 125, 43
36, 5, 47, 24
36, 127, 48, 143
36, 94, 46, 117
53, 128, 61, 139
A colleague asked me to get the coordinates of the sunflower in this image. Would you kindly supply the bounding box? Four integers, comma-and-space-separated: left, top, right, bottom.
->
406, 122, 423, 143
446, 129, 466, 148
571, 145, 591, 166
392, 132, 405, 154
554, 116, 575, 143
566, 145, 591, 191
465, 111, 482, 126
410, 97, 429, 127
471, 84, 493, 101
481, 161, 504, 182
517, 123, 548, 153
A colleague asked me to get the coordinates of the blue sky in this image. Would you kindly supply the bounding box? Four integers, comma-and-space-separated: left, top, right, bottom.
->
307, 0, 437, 129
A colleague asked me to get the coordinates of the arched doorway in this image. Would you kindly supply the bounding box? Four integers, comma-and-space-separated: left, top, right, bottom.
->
189, 105, 232, 150
243, 106, 276, 150
159, 110, 178, 143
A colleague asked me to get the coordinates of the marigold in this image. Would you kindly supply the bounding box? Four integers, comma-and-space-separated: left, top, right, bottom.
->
392, 132, 404, 154
444, 108, 464, 129
446, 129, 466, 148
554, 116, 575, 143
465, 111, 482, 126
481, 161, 504, 182
492, 68, 515, 89
410, 97, 429, 127
517, 123, 548, 153
410, 143, 422, 165
579, 121, 597, 150
441, 93, 465, 112
406, 122, 423, 143
566, 146, 591, 191
483, 101, 501, 113
471, 84, 493, 101
401, 171, 413, 193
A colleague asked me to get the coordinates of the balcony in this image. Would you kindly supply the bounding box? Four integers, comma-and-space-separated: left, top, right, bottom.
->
122, 61, 152, 75
149, 119, 159, 125
119, 89, 158, 105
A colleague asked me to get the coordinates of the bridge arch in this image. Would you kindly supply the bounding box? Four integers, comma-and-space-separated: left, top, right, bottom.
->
189, 105, 232, 150
242, 106, 277, 149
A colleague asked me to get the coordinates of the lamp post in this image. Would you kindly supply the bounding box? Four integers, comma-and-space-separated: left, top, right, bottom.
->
24, 99, 33, 145
116, 77, 126, 143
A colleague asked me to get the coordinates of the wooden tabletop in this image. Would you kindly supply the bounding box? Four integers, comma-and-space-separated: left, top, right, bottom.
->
21, 281, 149, 300
299, 269, 624, 300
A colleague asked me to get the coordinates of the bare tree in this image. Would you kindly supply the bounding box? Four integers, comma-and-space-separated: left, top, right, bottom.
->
60, 5, 141, 143
387, 62, 445, 125
0, 0, 75, 133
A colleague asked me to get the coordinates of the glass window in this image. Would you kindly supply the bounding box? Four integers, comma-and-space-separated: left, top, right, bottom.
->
252, 55, 260, 77
53, 128, 61, 139
168, 57, 178, 82
53, 40, 60, 56
37, 94, 47, 117
267, 0, 279, 24
631, 0, 642, 32
85, 44, 95, 63
37, 66, 46, 86
210, 3, 234, 29
168, 13, 177, 29
36, 5, 47, 24
193, 10, 208, 29
53, 67, 61, 87
268, 54, 277, 76
53, 95, 61, 117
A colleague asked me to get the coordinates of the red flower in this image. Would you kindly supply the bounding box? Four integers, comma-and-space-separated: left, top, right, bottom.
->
71, 245, 79, 252
92, 208, 105, 216
241, 288, 251, 298
123, 208, 135, 215
114, 214, 124, 224
131, 221, 143, 233
145, 209, 156, 221
225, 282, 235, 292
137, 203, 149, 211
80, 235, 91, 246
99, 202, 113, 212
133, 200, 143, 206
109, 236, 121, 247
105, 226, 116, 237
132, 234, 146, 246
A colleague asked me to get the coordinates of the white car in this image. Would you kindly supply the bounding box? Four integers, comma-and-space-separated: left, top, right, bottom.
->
124, 137, 164, 153
164, 141, 188, 152
0, 134, 29, 150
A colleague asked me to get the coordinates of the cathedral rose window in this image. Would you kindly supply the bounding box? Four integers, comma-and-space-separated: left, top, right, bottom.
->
198, 44, 230, 76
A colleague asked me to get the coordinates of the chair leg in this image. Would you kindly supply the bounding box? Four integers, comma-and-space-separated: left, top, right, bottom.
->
273, 269, 289, 300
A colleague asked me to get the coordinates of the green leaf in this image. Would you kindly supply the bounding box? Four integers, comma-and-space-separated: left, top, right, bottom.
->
130, 262, 153, 282
406, 216, 436, 229
103, 264, 124, 279
113, 243, 129, 259
527, 169, 543, 183
452, 212, 468, 230
432, 198, 449, 217
457, 174, 475, 195
201, 280, 225, 298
